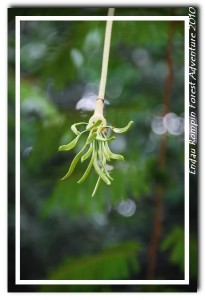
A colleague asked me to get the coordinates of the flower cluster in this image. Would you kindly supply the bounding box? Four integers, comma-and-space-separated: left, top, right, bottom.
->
59, 119, 133, 197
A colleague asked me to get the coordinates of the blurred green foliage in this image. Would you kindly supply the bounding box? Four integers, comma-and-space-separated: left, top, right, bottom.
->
45, 241, 140, 280
161, 227, 184, 273
8, 6, 197, 292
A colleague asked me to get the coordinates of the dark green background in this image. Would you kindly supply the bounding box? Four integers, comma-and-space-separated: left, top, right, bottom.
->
8, 7, 197, 292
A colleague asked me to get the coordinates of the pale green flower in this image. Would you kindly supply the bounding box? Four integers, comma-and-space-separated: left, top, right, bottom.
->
59, 119, 133, 197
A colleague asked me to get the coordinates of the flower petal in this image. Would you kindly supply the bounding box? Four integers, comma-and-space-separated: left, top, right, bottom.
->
96, 134, 116, 142
60, 145, 87, 180
92, 177, 101, 197
71, 122, 88, 135
58, 135, 80, 151
112, 121, 134, 133
81, 143, 93, 162
98, 143, 113, 181
86, 132, 97, 144
103, 142, 124, 160
86, 119, 102, 130
93, 155, 111, 185
78, 152, 95, 184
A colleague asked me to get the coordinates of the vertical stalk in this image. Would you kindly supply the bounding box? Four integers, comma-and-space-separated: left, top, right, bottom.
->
93, 8, 115, 118
98, 8, 115, 99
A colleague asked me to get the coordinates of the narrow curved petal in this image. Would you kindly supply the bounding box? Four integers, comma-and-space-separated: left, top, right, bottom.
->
59, 129, 88, 151
96, 134, 116, 142
86, 119, 102, 130
112, 121, 134, 133
78, 152, 95, 184
81, 143, 93, 162
103, 142, 124, 161
71, 122, 88, 135
60, 145, 87, 180
93, 155, 111, 185
98, 143, 113, 181
92, 177, 101, 197
58, 135, 80, 151
86, 132, 97, 144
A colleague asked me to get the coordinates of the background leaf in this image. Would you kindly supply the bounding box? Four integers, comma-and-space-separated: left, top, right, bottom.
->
44, 241, 141, 281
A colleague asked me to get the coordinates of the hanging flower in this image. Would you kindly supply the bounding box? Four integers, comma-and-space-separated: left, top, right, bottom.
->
59, 119, 133, 197
58, 8, 134, 197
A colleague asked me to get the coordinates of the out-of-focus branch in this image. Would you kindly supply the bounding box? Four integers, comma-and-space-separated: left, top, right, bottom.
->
146, 22, 175, 280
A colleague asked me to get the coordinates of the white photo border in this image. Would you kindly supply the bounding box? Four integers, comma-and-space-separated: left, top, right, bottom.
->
15, 15, 189, 285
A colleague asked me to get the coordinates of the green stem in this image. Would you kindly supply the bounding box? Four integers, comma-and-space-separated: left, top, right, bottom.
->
93, 8, 115, 117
